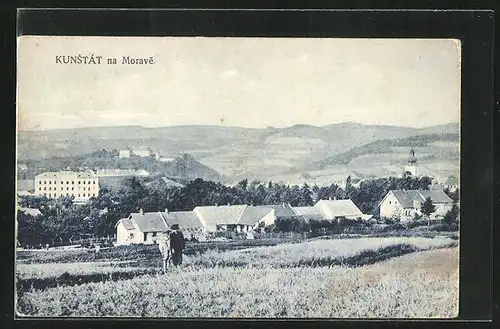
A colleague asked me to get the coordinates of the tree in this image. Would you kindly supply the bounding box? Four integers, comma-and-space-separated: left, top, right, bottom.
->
443, 200, 459, 224
421, 197, 436, 217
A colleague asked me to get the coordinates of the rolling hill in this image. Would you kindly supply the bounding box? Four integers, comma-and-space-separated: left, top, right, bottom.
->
17, 122, 459, 184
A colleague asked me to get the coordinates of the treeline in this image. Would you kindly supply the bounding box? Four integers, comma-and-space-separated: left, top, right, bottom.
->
17, 175, 458, 247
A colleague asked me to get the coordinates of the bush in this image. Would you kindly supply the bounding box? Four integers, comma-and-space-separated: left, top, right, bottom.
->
429, 222, 459, 232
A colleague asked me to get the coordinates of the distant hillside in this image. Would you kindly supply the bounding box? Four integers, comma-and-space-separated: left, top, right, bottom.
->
17, 122, 459, 183
311, 133, 459, 169
19, 150, 223, 183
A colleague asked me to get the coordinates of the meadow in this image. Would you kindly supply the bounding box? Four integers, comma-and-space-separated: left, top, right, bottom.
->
16, 236, 459, 318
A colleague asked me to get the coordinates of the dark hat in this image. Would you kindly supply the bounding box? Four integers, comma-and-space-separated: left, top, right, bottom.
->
171, 224, 180, 230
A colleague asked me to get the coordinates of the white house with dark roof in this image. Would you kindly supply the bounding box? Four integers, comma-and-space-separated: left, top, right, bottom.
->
378, 189, 453, 222
115, 209, 171, 245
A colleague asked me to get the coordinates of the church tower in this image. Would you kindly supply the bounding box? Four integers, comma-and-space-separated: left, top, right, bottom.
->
403, 148, 418, 177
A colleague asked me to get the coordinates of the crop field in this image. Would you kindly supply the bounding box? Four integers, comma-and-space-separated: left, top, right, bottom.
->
16, 237, 459, 318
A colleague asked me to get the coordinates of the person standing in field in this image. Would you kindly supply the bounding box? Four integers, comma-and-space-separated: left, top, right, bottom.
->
169, 224, 185, 267
158, 233, 171, 273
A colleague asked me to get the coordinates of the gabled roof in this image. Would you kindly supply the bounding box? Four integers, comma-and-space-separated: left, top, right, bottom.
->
238, 206, 274, 226
418, 190, 453, 204
293, 206, 321, 216
390, 190, 425, 208
444, 176, 459, 185
194, 205, 247, 226
255, 204, 297, 217
161, 177, 186, 188
383, 189, 453, 208
116, 218, 135, 230
163, 211, 201, 228
129, 212, 169, 232
18, 207, 42, 217
314, 199, 364, 218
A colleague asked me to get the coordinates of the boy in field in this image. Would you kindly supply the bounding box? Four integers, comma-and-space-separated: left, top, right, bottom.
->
158, 233, 171, 273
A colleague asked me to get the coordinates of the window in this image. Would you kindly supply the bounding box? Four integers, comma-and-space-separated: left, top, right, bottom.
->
83, 181, 86, 184
78, 194, 80, 197
72, 181, 75, 184
54, 193, 57, 197
66, 187, 69, 190
67, 181, 69, 184
44, 193, 47, 196
93, 181, 96, 184
78, 181, 81, 184
48, 193, 51, 197
43, 181, 46, 184
44, 187, 46, 191
389, 201, 391, 204
49, 181, 51, 184
39, 187, 41, 191
152, 232, 157, 237
72, 187, 74, 190
48, 187, 51, 191
129, 232, 134, 239
83, 193, 86, 197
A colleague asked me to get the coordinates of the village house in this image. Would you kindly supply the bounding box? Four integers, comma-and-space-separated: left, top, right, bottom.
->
34, 171, 100, 203
17, 207, 43, 218
378, 189, 453, 222
293, 198, 372, 221
115, 209, 172, 245
444, 176, 459, 192
118, 148, 131, 158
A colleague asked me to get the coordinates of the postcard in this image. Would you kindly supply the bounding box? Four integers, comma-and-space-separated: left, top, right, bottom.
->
16, 36, 460, 318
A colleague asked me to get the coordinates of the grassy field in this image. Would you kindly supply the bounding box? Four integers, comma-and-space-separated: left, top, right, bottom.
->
16, 237, 459, 318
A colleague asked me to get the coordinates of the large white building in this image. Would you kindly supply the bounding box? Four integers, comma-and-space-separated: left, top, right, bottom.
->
34, 171, 100, 203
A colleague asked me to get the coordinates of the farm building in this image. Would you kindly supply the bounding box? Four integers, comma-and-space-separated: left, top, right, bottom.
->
444, 176, 459, 192
115, 209, 170, 245
193, 204, 278, 233
378, 189, 453, 222
116, 203, 287, 245
118, 149, 131, 158
163, 211, 203, 239
293, 199, 372, 221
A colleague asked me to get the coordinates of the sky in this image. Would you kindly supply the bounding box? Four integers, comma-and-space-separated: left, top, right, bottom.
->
17, 36, 461, 131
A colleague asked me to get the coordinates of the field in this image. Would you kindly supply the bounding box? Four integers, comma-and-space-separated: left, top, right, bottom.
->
16, 236, 459, 318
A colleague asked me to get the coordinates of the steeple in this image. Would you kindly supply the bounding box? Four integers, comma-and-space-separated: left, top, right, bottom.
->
403, 148, 418, 177
408, 148, 417, 165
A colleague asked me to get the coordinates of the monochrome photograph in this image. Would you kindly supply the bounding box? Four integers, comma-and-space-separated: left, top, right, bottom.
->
16, 36, 460, 318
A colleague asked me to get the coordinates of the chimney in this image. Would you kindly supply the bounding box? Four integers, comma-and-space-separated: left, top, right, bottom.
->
282, 202, 286, 207
227, 202, 230, 206
215, 203, 218, 207
165, 208, 169, 214
333, 197, 337, 201
329, 197, 332, 201
139, 208, 144, 215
